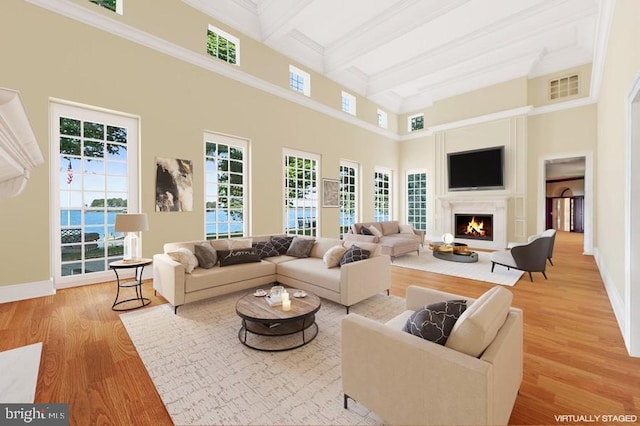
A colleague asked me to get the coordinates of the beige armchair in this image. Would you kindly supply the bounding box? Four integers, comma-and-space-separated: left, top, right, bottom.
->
342, 285, 523, 425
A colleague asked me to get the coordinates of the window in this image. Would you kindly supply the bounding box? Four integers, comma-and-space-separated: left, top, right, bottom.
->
341, 91, 357, 116
207, 25, 239, 65
340, 161, 359, 236
374, 168, 392, 221
52, 102, 138, 286
377, 109, 388, 129
407, 171, 427, 232
289, 65, 311, 97
549, 74, 579, 100
205, 132, 248, 239
408, 113, 424, 132
284, 150, 319, 236
89, 0, 123, 14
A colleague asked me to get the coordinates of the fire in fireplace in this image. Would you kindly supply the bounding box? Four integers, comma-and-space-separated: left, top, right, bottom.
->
454, 214, 494, 241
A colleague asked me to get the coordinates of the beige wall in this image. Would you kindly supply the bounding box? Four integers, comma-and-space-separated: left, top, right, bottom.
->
596, 0, 640, 299
528, 63, 592, 107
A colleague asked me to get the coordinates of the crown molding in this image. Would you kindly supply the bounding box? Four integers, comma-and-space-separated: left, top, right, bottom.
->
589, 0, 616, 101
528, 97, 596, 116
25, 0, 398, 140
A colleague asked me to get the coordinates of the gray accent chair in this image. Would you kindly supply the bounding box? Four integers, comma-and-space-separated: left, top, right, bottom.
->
491, 236, 552, 282
540, 229, 557, 265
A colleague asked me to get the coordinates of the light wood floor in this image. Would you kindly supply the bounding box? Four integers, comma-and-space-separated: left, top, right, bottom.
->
1, 231, 638, 425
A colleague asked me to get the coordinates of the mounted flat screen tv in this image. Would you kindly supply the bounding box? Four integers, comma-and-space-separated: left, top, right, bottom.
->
447, 146, 505, 191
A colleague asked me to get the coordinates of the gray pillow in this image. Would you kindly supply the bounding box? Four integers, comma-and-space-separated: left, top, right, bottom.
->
285, 237, 315, 258
403, 300, 467, 345
194, 243, 217, 269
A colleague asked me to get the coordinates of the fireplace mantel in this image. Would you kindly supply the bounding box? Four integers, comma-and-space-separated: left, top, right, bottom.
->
438, 196, 509, 250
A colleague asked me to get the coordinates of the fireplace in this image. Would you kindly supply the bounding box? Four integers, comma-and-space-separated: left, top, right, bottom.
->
454, 214, 494, 241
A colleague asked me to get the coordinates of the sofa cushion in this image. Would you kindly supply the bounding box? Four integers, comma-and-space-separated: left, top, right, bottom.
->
277, 258, 341, 293
167, 248, 199, 273
193, 243, 218, 269
399, 224, 415, 234
340, 245, 371, 266
323, 245, 347, 268
286, 236, 316, 258
310, 237, 343, 258
368, 225, 383, 238
217, 248, 261, 267
252, 241, 280, 259
228, 238, 252, 249
403, 300, 467, 345
445, 286, 513, 357
270, 235, 294, 255
380, 220, 400, 235
185, 261, 276, 293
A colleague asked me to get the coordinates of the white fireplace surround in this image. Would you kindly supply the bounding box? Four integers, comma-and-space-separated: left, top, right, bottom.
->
439, 196, 509, 250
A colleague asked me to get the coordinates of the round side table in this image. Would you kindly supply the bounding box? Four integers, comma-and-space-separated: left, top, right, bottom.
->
109, 258, 152, 311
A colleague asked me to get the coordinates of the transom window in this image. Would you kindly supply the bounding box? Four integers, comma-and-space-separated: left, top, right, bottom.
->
549, 74, 579, 100
340, 161, 359, 236
407, 171, 427, 232
374, 168, 392, 222
284, 149, 319, 236
377, 109, 388, 129
207, 25, 240, 65
89, 0, 123, 14
408, 113, 424, 132
341, 91, 357, 116
205, 132, 248, 239
289, 65, 311, 97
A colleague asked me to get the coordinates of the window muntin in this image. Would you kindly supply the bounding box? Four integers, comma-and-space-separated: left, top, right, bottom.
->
284, 150, 319, 236
377, 109, 388, 129
52, 102, 138, 284
207, 25, 240, 65
374, 169, 391, 222
408, 113, 424, 132
340, 161, 359, 236
205, 133, 248, 239
407, 171, 427, 232
289, 65, 311, 97
89, 0, 123, 14
341, 91, 357, 116
549, 74, 579, 100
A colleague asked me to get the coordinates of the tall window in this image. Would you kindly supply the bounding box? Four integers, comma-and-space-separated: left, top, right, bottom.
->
52, 102, 138, 286
207, 25, 239, 65
374, 168, 392, 221
407, 171, 427, 232
340, 161, 359, 236
289, 65, 311, 97
284, 149, 319, 236
408, 113, 424, 132
205, 132, 248, 239
341, 91, 357, 116
89, 0, 123, 14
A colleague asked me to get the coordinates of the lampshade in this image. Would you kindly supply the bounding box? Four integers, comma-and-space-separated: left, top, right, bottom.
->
115, 213, 149, 233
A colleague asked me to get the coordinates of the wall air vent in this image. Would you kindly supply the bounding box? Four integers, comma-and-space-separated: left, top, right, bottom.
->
549, 74, 579, 100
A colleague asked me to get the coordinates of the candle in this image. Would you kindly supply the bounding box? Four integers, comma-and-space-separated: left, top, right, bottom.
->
282, 299, 291, 311
282, 291, 290, 302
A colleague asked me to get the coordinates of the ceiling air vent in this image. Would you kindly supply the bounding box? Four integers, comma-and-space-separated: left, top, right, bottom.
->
549, 74, 579, 100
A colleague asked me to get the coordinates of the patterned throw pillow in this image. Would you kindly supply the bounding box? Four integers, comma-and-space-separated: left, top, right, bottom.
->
286, 237, 316, 258
217, 248, 261, 267
270, 236, 294, 255
193, 243, 218, 269
167, 248, 199, 273
252, 241, 280, 259
403, 300, 467, 345
360, 226, 374, 236
339, 245, 371, 266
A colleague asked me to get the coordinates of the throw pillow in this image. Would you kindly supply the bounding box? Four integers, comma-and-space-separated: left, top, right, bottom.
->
403, 300, 467, 345
286, 237, 316, 258
228, 238, 252, 249
369, 225, 383, 238
270, 236, 294, 255
399, 224, 415, 234
193, 243, 218, 269
217, 248, 261, 267
323, 245, 347, 268
340, 244, 371, 266
167, 248, 199, 274
360, 226, 374, 236
252, 241, 280, 259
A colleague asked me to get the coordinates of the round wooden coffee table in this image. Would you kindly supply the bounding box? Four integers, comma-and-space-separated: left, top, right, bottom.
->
235, 289, 321, 352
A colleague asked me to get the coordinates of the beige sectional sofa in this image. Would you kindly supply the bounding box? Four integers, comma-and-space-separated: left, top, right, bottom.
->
344, 220, 425, 259
152, 234, 391, 313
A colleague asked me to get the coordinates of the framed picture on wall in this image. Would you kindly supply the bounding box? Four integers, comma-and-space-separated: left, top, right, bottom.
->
322, 178, 340, 208
155, 157, 194, 212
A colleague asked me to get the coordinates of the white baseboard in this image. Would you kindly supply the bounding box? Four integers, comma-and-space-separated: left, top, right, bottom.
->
593, 248, 627, 348
0, 279, 56, 304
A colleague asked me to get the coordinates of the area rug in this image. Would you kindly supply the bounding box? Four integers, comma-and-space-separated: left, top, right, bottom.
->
0, 342, 42, 403
120, 292, 407, 425
392, 249, 524, 286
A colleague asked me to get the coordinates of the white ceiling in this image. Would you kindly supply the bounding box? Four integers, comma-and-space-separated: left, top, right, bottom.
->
184, 0, 602, 114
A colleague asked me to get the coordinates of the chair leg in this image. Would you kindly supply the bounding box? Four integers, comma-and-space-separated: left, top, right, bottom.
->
548, 257, 554, 266
542, 271, 548, 280
528, 271, 533, 282
344, 394, 350, 409
491, 262, 495, 272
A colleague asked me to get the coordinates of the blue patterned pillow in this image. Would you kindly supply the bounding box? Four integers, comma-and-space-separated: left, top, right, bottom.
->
403, 300, 467, 345
252, 241, 280, 259
339, 245, 371, 266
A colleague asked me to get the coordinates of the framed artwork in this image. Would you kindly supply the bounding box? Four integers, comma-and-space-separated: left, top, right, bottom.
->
155, 157, 194, 212
322, 178, 340, 208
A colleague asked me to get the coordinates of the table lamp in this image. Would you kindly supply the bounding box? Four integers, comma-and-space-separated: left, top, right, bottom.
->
115, 213, 148, 263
